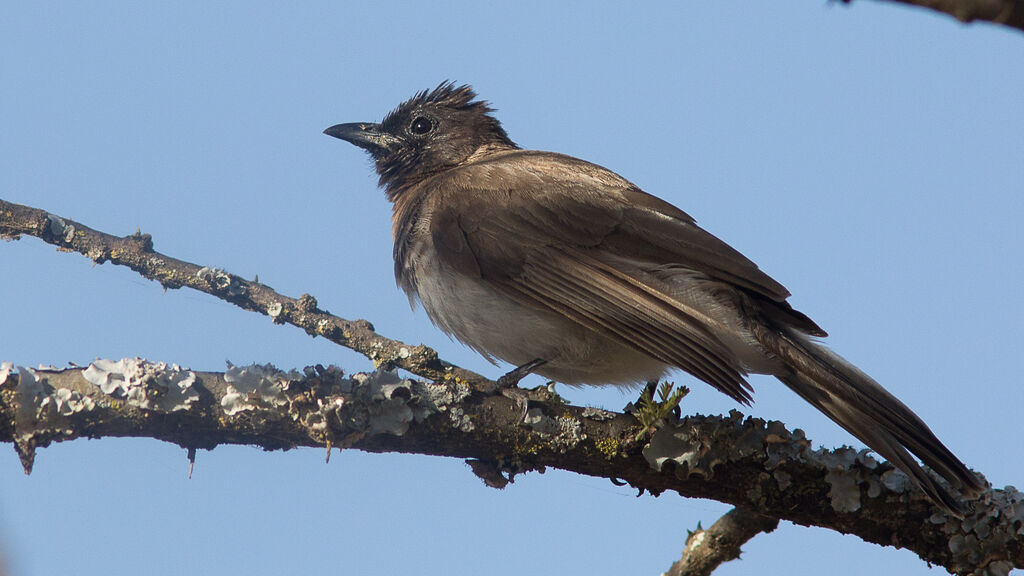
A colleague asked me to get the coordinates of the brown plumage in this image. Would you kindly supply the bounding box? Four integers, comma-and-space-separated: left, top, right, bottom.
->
325, 81, 984, 513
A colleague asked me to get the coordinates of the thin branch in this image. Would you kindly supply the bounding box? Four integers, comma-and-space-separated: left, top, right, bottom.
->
0, 198, 491, 391
849, 0, 1024, 32
663, 506, 774, 573
664, 508, 779, 576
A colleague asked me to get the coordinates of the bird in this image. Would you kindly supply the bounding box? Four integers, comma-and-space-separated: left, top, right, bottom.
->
324, 81, 984, 513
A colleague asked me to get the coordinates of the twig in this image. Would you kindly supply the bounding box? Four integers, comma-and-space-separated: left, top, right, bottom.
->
845, 0, 1023, 33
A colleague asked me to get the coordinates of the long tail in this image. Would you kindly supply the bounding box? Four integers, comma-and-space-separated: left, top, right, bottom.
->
751, 324, 984, 514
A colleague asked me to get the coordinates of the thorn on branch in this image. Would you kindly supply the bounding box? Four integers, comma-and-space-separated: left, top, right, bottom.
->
15, 438, 36, 475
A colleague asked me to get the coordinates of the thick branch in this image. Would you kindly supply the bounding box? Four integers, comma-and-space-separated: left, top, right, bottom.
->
0, 362, 1019, 574
0, 199, 491, 390
852, 0, 1024, 32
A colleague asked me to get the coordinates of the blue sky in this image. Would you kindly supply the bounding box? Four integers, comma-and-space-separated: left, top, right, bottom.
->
2, 3, 1022, 575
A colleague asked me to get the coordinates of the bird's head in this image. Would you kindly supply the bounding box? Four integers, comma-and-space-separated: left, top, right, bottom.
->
325, 82, 516, 193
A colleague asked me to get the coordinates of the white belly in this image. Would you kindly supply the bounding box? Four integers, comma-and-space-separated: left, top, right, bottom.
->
410, 252, 670, 386
407, 246, 783, 387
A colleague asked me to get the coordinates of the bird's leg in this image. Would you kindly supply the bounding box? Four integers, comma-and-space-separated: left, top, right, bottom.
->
497, 358, 548, 388
496, 358, 548, 421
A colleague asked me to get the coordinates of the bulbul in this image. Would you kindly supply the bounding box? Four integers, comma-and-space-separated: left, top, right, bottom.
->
325, 81, 983, 513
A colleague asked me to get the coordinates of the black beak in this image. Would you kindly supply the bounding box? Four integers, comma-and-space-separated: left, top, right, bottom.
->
323, 122, 400, 153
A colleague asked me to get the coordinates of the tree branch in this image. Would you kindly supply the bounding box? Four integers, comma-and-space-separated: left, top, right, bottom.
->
664, 507, 779, 576
0, 362, 1020, 573
3, 199, 1022, 574
850, 0, 1024, 32
0, 198, 491, 391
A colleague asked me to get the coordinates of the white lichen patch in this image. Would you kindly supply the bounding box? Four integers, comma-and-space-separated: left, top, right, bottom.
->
524, 408, 559, 434
824, 468, 862, 513
47, 214, 75, 242
446, 407, 473, 432
809, 446, 878, 513
931, 485, 1024, 574
301, 396, 346, 433
880, 469, 912, 494
222, 362, 299, 416
410, 378, 470, 431
336, 370, 456, 436
581, 407, 616, 421
5, 365, 98, 445
12, 366, 47, 440
353, 370, 418, 435
196, 267, 246, 296
196, 266, 230, 288
643, 412, 765, 481
44, 387, 96, 416
415, 378, 470, 410
524, 408, 585, 452
83, 358, 199, 412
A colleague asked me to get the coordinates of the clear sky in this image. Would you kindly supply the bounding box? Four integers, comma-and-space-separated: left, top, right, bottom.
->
2, 3, 1022, 575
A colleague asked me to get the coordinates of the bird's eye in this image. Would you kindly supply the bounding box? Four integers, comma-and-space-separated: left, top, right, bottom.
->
410, 116, 433, 135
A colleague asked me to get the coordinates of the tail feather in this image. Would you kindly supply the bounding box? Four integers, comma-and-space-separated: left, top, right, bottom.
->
752, 324, 984, 514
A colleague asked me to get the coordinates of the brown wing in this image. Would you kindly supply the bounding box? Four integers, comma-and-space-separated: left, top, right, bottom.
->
425, 150, 809, 402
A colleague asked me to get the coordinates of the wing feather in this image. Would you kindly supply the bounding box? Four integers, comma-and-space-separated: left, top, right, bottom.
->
422, 150, 809, 399
517, 246, 752, 403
